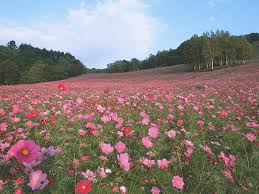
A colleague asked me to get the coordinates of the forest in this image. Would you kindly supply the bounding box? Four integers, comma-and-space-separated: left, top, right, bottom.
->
98, 31, 258, 73
0, 31, 258, 85
0, 41, 86, 85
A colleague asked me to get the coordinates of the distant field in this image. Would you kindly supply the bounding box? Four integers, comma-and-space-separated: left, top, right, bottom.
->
0, 62, 258, 194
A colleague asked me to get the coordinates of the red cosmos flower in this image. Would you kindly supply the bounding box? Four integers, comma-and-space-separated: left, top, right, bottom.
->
58, 83, 66, 91
27, 111, 39, 119
50, 116, 57, 125
15, 178, 23, 186
122, 126, 133, 138
75, 180, 92, 194
122, 126, 131, 133
15, 189, 24, 194
177, 119, 184, 126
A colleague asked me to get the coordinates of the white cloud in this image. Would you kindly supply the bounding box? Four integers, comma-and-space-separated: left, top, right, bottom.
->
0, 0, 161, 68
208, 0, 232, 7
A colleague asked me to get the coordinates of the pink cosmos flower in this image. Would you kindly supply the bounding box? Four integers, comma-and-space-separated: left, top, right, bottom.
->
97, 105, 106, 113
0, 108, 5, 117
28, 170, 49, 190
85, 122, 97, 130
200, 145, 213, 155
101, 115, 111, 123
117, 153, 131, 171
7, 140, 40, 163
197, 120, 205, 127
185, 147, 193, 158
146, 151, 155, 157
172, 176, 184, 190
246, 133, 256, 142
0, 123, 7, 132
141, 157, 155, 168
166, 130, 176, 138
142, 137, 153, 148
120, 185, 128, 194
177, 104, 184, 110
115, 141, 126, 153
157, 159, 170, 169
78, 129, 86, 137
117, 131, 124, 137
117, 97, 125, 104
75, 98, 84, 106
140, 112, 148, 118
81, 170, 97, 182
142, 117, 150, 125
73, 159, 80, 166
246, 122, 258, 128
148, 127, 159, 138
151, 186, 160, 194
219, 152, 236, 169
97, 167, 107, 178
100, 142, 114, 155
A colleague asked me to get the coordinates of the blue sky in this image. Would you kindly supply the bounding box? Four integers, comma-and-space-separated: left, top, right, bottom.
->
0, 0, 258, 68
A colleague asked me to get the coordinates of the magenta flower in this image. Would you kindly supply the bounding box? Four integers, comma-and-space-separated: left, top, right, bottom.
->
100, 142, 114, 155
117, 153, 131, 171
101, 115, 111, 123
246, 132, 256, 142
115, 141, 126, 153
151, 186, 160, 194
219, 152, 236, 169
7, 140, 40, 163
142, 137, 153, 148
28, 170, 49, 190
157, 158, 170, 169
148, 127, 159, 138
166, 130, 176, 138
0, 122, 7, 132
172, 176, 184, 190
141, 157, 155, 168
81, 170, 97, 182
142, 117, 150, 125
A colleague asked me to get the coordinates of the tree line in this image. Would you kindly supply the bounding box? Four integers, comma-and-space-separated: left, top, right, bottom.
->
177, 30, 253, 71
0, 41, 86, 85
88, 31, 257, 73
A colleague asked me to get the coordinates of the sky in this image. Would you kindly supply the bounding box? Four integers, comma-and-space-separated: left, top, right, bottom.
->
0, 0, 258, 68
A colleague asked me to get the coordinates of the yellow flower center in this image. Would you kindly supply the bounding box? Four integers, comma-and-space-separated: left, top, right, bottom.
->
21, 148, 30, 156
33, 176, 40, 184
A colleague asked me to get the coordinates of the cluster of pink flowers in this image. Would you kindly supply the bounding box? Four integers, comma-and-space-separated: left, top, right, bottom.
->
3, 140, 60, 191
219, 152, 236, 169
183, 140, 194, 158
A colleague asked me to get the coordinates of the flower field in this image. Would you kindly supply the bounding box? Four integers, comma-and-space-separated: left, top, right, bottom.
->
0, 63, 258, 194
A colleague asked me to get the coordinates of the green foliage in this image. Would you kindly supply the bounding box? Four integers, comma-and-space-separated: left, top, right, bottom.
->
101, 30, 256, 73
0, 60, 20, 84
244, 33, 259, 43
0, 41, 86, 85
177, 30, 253, 71
105, 49, 184, 73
